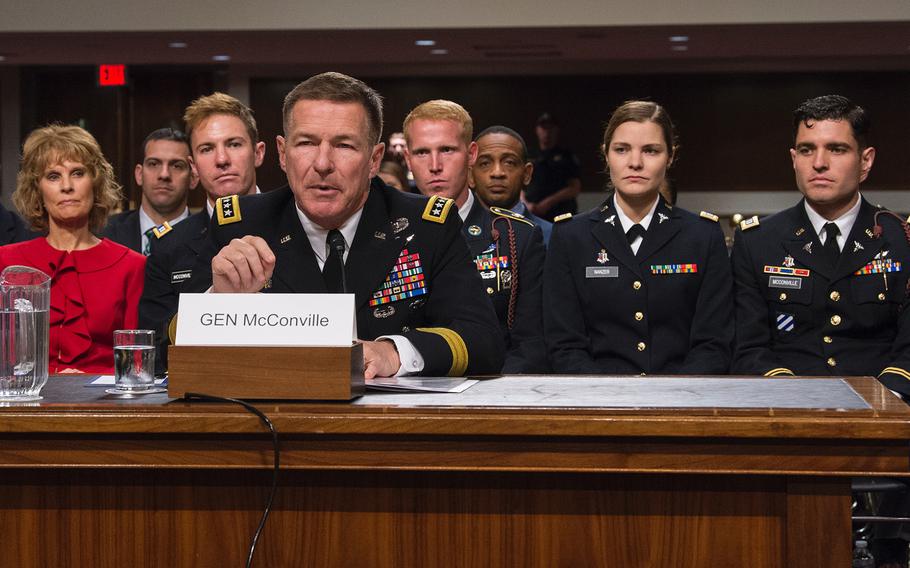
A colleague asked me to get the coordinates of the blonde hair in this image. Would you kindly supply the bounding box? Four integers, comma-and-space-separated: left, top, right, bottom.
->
183, 92, 259, 144
14, 124, 121, 233
403, 100, 473, 146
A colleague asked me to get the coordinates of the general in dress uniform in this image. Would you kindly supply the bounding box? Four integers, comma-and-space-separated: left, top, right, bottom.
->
462, 195, 547, 373
208, 180, 504, 377
731, 199, 910, 393
544, 195, 734, 374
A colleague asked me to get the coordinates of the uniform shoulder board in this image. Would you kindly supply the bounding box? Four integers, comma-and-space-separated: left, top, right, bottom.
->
422, 195, 454, 224
740, 215, 760, 231
489, 206, 535, 227
554, 213, 573, 223
906, 214, 910, 224
215, 195, 242, 226
151, 221, 173, 238
699, 211, 719, 223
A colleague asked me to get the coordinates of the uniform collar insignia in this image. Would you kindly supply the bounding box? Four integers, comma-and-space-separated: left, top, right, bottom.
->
865, 228, 875, 239
803, 242, 813, 254
374, 231, 386, 240
604, 215, 616, 226
279, 234, 291, 244
795, 227, 805, 237
853, 240, 864, 253
658, 212, 669, 224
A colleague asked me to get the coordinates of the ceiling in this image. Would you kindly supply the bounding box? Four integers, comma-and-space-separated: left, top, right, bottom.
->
1, 22, 908, 75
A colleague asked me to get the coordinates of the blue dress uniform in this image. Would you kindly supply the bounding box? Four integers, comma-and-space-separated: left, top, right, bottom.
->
731, 199, 910, 395
462, 196, 548, 373
543, 195, 734, 374
138, 210, 212, 372
205, 180, 504, 377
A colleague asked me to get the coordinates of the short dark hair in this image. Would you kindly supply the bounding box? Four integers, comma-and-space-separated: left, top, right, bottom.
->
283, 72, 384, 145
793, 95, 870, 149
475, 125, 529, 161
140, 128, 189, 161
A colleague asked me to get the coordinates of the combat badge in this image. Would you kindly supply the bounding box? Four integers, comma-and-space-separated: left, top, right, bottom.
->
391, 218, 409, 234
152, 222, 172, 238
373, 305, 395, 319
422, 196, 454, 224
216, 195, 242, 225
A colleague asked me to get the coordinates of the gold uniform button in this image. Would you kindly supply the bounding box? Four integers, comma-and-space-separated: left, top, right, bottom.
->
829, 291, 841, 302
827, 357, 836, 367
830, 315, 841, 326
779, 292, 787, 301
637, 342, 646, 352
878, 293, 886, 301
634, 312, 644, 321
823, 336, 833, 344
486, 287, 494, 295
633, 280, 642, 290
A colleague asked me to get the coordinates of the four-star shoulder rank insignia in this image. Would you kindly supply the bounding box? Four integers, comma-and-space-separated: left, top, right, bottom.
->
422, 196, 454, 224
740, 215, 760, 231
554, 213, 573, 223
490, 206, 535, 226
216, 195, 242, 225
151, 222, 172, 238
699, 211, 719, 223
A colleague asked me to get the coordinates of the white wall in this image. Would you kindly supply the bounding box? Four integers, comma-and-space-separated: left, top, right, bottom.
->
2, 0, 908, 32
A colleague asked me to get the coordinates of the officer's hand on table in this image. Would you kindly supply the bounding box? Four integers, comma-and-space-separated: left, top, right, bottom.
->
361, 339, 401, 379
212, 236, 276, 293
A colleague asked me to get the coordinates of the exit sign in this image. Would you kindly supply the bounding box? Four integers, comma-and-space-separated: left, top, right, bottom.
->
98, 64, 127, 87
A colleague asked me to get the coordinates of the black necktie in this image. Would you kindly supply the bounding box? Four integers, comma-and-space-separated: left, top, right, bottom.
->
822, 222, 840, 270
627, 224, 646, 254
322, 229, 346, 293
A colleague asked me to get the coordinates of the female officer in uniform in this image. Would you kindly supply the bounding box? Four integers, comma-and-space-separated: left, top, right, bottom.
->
543, 101, 733, 374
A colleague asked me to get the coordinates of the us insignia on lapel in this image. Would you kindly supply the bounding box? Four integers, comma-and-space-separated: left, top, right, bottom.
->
152, 222, 172, 238
795, 228, 806, 237
279, 234, 292, 244
866, 228, 875, 239
216, 195, 242, 225
369, 248, 428, 307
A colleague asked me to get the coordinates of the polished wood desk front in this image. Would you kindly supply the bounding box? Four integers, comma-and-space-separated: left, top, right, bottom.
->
0, 376, 907, 567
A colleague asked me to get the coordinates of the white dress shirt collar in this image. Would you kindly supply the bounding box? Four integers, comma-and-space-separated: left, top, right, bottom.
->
803, 193, 862, 251
457, 190, 475, 222
614, 193, 659, 255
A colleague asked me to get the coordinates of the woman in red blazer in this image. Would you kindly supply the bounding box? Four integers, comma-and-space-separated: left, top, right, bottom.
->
0, 125, 146, 374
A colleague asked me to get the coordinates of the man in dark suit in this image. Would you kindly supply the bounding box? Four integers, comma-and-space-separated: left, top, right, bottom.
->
471, 125, 553, 245
403, 101, 546, 373
103, 128, 194, 254
139, 94, 265, 369
0, 201, 36, 245
208, 73, 503, 378
732, 95, 910, 397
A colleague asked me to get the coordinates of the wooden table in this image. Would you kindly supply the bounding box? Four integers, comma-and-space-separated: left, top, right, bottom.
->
0, 375, 907, 567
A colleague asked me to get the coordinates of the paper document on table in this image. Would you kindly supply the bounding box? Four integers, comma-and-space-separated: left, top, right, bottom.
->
366, 376, 478, 393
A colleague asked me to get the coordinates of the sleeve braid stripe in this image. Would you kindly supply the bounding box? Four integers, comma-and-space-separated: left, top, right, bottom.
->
416, 327, 468, 376
880, 367, 910, 381
764, 368, 795, 377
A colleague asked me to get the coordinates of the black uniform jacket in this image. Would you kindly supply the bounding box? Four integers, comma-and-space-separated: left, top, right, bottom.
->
731, 198, 910, 395
102, 209, 141, 253
462, 196, 548, 373
138, 210, 213, 371
206, 181, 504, 377
544, 195, 734, 374
0, 202, 37, 246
